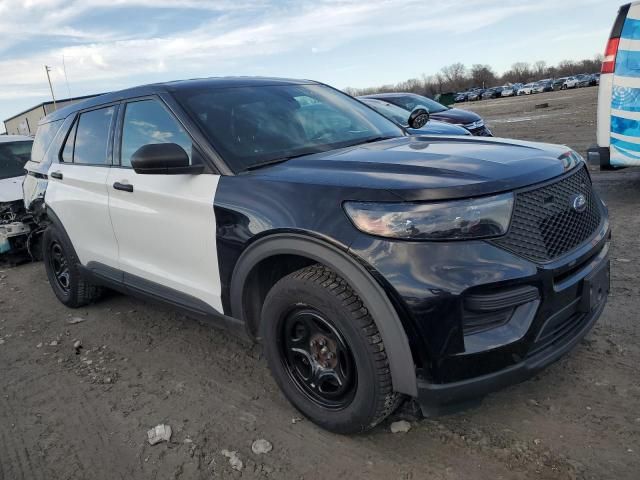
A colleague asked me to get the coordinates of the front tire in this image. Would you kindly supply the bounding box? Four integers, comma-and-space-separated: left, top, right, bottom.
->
43, 225, 104, 308
260, 265, 401, 434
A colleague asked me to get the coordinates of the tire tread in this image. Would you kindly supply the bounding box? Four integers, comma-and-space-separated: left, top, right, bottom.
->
290, 264, 402, 430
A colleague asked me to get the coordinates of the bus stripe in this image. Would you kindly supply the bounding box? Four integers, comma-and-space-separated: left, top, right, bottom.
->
615, 50, 640, 78
611, 115, 640, 136
611, 136, 640, 152
612, 86, 640, 111
622, 17, 640, 39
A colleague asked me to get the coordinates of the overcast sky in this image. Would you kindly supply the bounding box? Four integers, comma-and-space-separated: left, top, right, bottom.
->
0, 0, 623, 131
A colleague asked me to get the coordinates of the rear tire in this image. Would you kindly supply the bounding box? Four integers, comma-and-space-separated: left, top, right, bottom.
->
42, 224, 104, 308
260, 264, 401, 434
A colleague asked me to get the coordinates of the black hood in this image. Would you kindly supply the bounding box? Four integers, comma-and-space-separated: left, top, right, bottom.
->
430, 107, 482, 126
250, 136, 578, 201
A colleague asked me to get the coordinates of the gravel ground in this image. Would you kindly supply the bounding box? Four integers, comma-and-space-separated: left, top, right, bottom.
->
1, 87, 639, 479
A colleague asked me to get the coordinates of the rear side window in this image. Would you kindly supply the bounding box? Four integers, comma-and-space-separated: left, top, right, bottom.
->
120, 100, 192, 168
61, 106, 114, 165
31, 120, 62, 163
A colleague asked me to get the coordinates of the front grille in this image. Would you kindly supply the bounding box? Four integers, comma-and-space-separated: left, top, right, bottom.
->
493, 166, 602, 263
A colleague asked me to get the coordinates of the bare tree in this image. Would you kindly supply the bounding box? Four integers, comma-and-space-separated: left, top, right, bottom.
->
503, 62, 532, 83
470, 64, 497, 88
533, 60, 548, 78
343, 55, 601, 98
440, 63, 468, 91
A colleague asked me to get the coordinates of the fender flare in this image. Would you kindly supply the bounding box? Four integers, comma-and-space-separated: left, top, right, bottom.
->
230, 233, 418, 397
42, 206, 81, 260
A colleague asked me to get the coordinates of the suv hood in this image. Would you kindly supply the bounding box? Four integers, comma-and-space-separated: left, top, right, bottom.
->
0, 176, 24, 203
254, 136, 577, 201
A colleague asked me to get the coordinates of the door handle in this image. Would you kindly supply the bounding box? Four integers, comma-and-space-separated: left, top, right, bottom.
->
50, 171, 63, 180
113, 182, 133, 193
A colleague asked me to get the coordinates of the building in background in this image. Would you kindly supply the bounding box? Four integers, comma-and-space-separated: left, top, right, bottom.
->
3, 94, 99, 136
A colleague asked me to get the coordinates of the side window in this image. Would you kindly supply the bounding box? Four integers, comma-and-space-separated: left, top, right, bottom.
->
120, 100, 193, 168
64, 106, 114, 165
31, 119, 63, 163
60, 120, 77, 163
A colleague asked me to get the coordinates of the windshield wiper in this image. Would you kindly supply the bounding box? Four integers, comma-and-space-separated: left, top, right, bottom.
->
244, 151, 319, 171
356, 135, 397, 145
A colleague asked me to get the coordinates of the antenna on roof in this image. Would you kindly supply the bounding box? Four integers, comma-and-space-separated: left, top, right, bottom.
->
44, 65, 57, 110
62, 55, 72, 101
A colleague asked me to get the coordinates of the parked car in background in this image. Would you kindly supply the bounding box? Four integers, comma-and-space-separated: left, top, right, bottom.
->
553, 77, 568, 89
1, 135, 34, 257
481, 87, 503, 99
576, 74, 592, 88
358, 98, 471, 136
589, 2, 640, 169
562, 77, 579, 89
500, 85, 517, 97
361, 92, 492, 136
591, 73, 601, 86
518, 83, 537, 95
533, 80, 554, 93
467, 89, 485, 101
454, 91, 469, 102
23, 76, 610, 434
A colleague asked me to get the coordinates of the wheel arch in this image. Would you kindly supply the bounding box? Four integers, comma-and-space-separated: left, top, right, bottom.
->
41, 206, 81, 259
230, 233, 418, 397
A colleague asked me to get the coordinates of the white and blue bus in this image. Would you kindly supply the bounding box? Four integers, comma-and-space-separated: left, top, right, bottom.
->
591, 2, 640, 169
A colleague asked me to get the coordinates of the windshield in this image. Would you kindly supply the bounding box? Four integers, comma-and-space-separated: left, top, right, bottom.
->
175, 83, 403, 172
360, 99, 410, 126
0, 141, 32, 180
381, 94, 448, 114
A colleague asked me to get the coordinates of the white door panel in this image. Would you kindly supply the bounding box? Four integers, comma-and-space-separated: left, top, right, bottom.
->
107, 169, 222, 312
46, 164, 119, 267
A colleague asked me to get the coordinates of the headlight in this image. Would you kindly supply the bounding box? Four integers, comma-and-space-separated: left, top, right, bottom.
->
559, 149, 585, 171
343, 193, 514, 241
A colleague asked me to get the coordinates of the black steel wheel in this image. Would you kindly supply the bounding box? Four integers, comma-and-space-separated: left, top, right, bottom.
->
42, 224, 104, 307
49, 241, 71, 294
261, 264, 401, 434
280, 308, 356, 410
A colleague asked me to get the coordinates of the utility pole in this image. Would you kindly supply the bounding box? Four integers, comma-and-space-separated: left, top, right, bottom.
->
44, 65, 56, 110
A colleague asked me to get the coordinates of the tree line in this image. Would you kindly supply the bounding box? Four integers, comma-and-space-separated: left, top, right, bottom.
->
345, 56, 604, 97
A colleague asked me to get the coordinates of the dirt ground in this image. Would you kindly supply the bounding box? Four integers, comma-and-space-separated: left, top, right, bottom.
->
1, 86, 639, 480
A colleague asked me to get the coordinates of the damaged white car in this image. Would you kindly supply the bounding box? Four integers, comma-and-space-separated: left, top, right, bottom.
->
0, 135, 34, 259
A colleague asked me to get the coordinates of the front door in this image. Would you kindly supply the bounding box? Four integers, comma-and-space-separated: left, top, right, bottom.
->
106, 98, 223, 312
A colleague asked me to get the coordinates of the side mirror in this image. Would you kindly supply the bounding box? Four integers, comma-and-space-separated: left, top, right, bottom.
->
408, 108, 430, 129
130, 143, 203, 175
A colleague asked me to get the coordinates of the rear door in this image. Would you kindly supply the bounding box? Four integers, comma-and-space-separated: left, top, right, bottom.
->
106, 97, 223, 313
604, 2, 640, 165
45, 105, 120, 269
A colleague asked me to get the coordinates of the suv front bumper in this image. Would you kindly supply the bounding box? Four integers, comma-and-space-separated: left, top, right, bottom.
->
416, 282, 606, 415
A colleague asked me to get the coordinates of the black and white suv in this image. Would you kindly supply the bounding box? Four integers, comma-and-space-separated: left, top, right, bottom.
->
24, 77, 610, 434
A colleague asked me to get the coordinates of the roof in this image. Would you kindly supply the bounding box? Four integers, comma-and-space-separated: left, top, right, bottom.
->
41, 76, 318, 124
0, 135, 33, 143
3, 94, 99, 123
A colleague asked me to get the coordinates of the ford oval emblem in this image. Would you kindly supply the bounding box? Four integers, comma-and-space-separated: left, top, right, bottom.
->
571, 193, 587, 213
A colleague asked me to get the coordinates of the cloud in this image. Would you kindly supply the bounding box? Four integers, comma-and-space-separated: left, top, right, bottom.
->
0, 0, 606, 110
